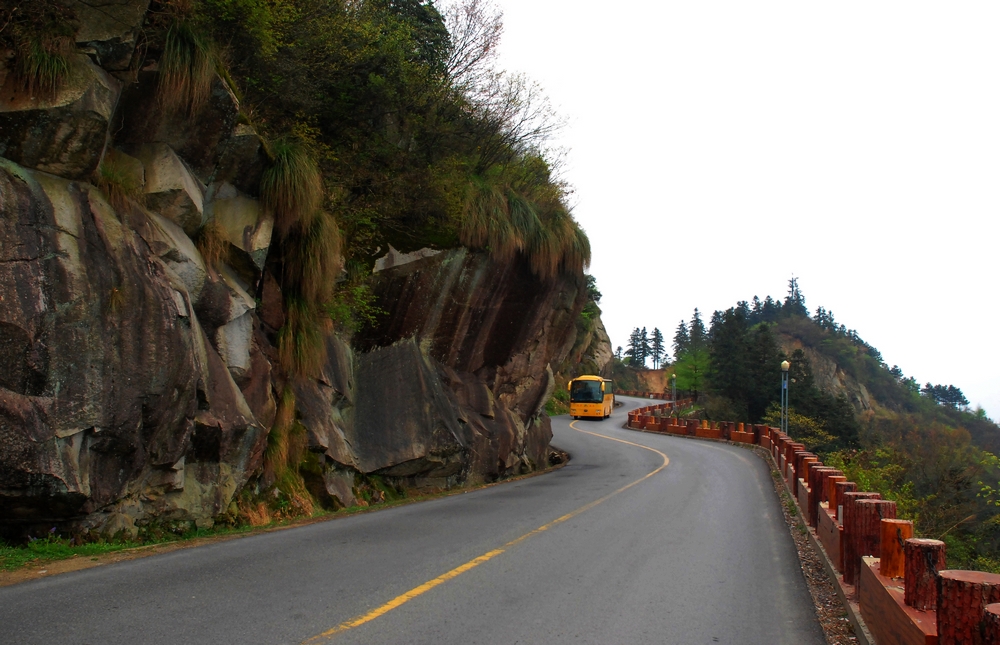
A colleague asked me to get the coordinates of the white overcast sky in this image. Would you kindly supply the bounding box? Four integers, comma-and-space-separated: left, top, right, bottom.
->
489, 1, 1000, 416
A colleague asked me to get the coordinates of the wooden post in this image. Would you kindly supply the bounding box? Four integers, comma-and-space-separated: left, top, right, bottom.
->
842, 492, 882, 585
855, 499, 896, 563
879, 519, 913, 578
833, 481, 857, 523
786, 442, 805, 468
904, 538, 946, 610
808, 467, 837, 527
985, 603, 1000, 645
817, 469, 843, 511
937, 570, 1000, 645
826, 475, 847, 514
795, 454, 816, 497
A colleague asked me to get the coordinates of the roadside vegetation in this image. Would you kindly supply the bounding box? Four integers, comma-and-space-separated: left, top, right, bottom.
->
1, 479, 447, 573
619, 278, 1000, 570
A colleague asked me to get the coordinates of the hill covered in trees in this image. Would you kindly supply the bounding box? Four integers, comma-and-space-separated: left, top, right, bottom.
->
620, 279, 1000, 570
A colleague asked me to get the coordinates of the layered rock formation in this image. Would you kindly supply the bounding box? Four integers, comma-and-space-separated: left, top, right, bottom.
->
0, 4, 586, 537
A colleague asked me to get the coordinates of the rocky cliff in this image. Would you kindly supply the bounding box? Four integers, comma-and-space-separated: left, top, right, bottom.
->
777, 335, 874, 414
0, 2, 587, 538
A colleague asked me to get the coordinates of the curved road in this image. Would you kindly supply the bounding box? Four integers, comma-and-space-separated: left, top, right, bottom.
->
1, 397, 824, 645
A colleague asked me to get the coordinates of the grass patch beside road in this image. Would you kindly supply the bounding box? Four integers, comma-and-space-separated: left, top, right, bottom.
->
0, 535, 142, 572
0, 460, 568, 583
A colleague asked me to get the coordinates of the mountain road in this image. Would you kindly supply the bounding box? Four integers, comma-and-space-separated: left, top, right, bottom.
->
0, 397, 824, 645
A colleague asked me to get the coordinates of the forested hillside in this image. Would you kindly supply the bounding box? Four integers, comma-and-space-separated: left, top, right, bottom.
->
623, 279, 1000, 570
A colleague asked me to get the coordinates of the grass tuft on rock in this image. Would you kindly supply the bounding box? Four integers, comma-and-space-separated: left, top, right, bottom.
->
458, 172, 590, 280
159, 19, 217, 116
95, 151, 143, 215
277, 298, 328, 379
15, 35, 71, 97
282, 211, 342, 308
196, 219, 228, 268
260, 138, 324, 238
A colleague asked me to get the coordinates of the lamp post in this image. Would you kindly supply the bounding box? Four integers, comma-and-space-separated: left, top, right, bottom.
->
671, 372, 677, 409
780, 360, 790, 434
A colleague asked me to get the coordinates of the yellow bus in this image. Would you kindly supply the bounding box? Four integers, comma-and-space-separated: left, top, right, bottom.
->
568, 375, 615, 419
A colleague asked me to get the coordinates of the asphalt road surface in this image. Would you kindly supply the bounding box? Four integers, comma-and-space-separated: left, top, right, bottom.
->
1, 397, 825, 645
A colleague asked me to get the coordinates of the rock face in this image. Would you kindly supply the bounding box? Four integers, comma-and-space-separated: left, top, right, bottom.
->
0, 4, 585, 536
0, 159, 266, 536
561, 314, 614, 379
778, 336, 873, 413
290, 249, 586, 488
0, 54, 121, 180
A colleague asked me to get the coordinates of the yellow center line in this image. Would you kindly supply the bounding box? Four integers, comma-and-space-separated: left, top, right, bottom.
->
301, 417, 669, 644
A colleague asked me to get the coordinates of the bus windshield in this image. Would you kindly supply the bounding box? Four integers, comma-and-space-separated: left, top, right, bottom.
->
570, 380, 603, 403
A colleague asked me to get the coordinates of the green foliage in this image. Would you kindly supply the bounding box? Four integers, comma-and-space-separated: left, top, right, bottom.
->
545, 387, 570, 416
674, 347, 710, 400
707, 309, 781, 421
608, 358, 643, 392
188, 0, 584, 279
0, 534, 140, 572
763, 406, 838, 454
625, 327, 650, 368
325, 282, 385, 334
824, 448, 920, 519
282, 210, 341, 306
159, 18, 217, 115
198, 0, 297, 57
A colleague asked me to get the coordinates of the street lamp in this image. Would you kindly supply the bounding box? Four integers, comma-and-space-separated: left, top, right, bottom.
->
780, 360, 790, 435
671, 372, 677, 409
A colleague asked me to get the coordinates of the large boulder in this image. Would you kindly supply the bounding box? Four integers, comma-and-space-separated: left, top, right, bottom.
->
0, 54, 121, 180
205, 184, 273, 284
131, 206, 209, 302
66, 0, 151, 71
135, 143, 206, 236
352, 338, 467, 477
0, 159, 266, 537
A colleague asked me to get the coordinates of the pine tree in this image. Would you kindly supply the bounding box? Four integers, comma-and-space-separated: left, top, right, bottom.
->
675, 346, 710, 401
640, 327, 650, 368
650, 328, 665, 369
784, 276, 808, 317
625, 328, 642, 366
673, 320, 690, 359
615, 346, 623, 361
689, 309, 707, 350
762, 296, 781, 322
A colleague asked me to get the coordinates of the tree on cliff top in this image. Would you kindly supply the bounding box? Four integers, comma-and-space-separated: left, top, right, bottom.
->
650, 328, 665, 369
672, 320, 689, 359
783, 276, 808, 317
626, 327, 648, 368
